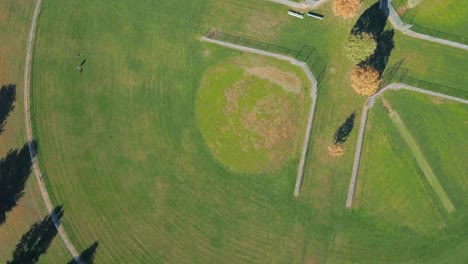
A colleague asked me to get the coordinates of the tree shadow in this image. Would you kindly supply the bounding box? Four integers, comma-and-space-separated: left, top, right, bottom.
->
67, 241, 99, 264
7, 206, 63, 264
0, 141, 37, 225
0, 84, 16, 134
334, 112, 356, 144
351, 2, 388, 37
352, 2, 395, 75
364, 29, 395, 75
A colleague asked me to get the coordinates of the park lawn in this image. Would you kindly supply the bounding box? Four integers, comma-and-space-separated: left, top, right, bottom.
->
388, 110, 454, 213
0, 0, 72, 263
385, 90, 468, 210
406, 0, 468, 39
357, 99, 446, 234
30, 0, 468, 263
356, 90, 468, 262
32, 0, 320, 262
387, 31, 468, 95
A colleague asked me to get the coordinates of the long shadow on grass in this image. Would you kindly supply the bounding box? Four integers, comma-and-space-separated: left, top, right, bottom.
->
333, 112, 356, 144
351, 3, 388, 37
7, 206, 63, 264
67, 241, 99, 264
0, 141, 37, 225
0, 84, 16, 134
352, 2, 395, 76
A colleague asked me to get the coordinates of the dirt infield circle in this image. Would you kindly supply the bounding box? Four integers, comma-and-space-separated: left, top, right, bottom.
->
195, 56, 308, 174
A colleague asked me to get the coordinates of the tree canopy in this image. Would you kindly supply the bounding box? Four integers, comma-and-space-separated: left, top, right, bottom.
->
345, 33, 377, 64
332, 0, 362, 19
351, 65, 381, 96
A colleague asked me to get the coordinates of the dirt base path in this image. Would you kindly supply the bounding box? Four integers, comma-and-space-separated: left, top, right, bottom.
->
23, 0, 83, 263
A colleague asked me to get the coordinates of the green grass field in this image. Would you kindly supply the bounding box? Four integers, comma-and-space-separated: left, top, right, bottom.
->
385, 90, 468, 209
357, 90, 468, 262
26, 0, 468, 262
388, 110, 454, 213
396, 0, 468, 39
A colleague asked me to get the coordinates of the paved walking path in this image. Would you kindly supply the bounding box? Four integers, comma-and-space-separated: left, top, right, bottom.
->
382, 0, 468, 50
201, 37, 318, 197
345, 102, 369, 208
23, 0, 83, 263
345, 83, 468, 208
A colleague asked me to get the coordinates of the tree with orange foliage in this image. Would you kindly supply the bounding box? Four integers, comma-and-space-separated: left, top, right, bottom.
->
350, 65, 381, 96
328, 143, 344, 157
332, 0, 362, 19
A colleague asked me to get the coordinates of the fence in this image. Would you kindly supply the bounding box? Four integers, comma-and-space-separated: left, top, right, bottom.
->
205, 30, 326, 82
390, 0, 468, 45
382, 59, 468, 99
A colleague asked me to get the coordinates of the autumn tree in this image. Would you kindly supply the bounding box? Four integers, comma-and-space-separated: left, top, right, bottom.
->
345, 33, 377, 64
351, 65, 381, 96
328, 143, 344, 157
332, 0, 362, 19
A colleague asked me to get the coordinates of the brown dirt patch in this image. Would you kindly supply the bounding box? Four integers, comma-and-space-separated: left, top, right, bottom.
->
247, 66, 301, 94
240, 94, 295, 151
223, 76, 298, 168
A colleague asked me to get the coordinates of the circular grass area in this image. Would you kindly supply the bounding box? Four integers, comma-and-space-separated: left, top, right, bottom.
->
196, 55, 309, 174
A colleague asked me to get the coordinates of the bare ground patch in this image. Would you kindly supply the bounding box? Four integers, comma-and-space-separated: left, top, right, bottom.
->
247, 66, 301, 94
223, 75, 298, 171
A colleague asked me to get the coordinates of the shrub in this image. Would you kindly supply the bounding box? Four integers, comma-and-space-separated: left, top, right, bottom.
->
345, 33, 377, 64
332, 0, 361, 19
328, 143, 345, 157
351, 65, 381, 96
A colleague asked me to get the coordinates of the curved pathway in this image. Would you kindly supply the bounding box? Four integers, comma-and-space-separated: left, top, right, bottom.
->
23, 0, 83, 263
345, 83, 468, 208
201, 37, 318, 197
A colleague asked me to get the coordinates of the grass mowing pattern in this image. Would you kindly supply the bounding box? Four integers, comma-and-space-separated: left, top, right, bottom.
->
30, 0, 468, 262
388, 110, 455, 213
357, 100, 444, 234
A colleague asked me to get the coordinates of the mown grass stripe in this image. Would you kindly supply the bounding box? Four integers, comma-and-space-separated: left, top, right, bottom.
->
388, 110, 455, 213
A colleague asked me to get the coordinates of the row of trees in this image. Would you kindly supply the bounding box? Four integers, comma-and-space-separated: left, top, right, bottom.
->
345, 33, 381, 95
329, 2, 395, 156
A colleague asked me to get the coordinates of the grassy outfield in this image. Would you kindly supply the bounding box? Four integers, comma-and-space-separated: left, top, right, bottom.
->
386, 90, 468, 211
196, 53, 311, 173
388, 110, 454, 213
0, 0, 71, 263
31, 0, 467, 263
388, 32, 468, 93
357, 90, 468, 262
398, 0, 468, 38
